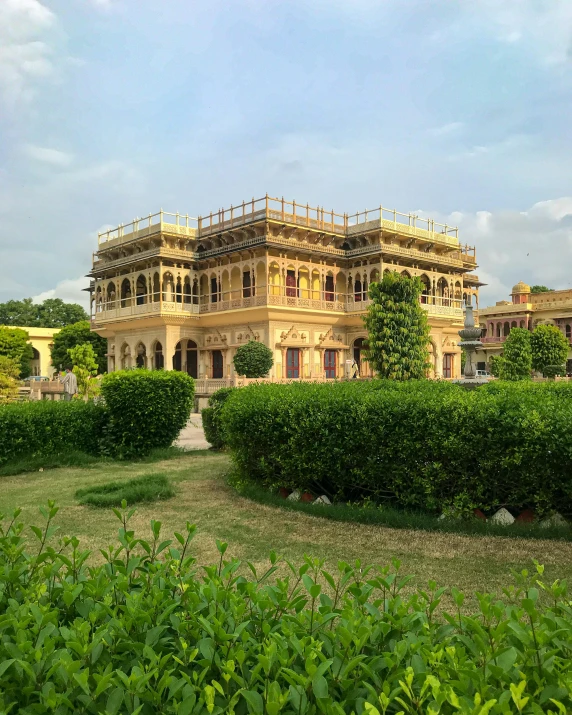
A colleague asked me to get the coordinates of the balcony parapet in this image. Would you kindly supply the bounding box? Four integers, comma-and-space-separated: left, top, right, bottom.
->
92, 300, 199, 325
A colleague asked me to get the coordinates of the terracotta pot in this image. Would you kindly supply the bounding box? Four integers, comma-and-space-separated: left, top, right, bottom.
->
300, 492, 314, 503
278, 487, 291, 499
473, 508, 487, 521
516, 508, 535, 523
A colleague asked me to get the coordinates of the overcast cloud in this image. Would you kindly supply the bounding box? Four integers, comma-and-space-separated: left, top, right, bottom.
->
1, 0, 572, 310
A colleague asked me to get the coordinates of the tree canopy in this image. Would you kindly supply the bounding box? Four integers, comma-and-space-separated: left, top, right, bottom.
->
493, 328, 532, 381
0, 327, 34, 378
363, 271, 430, 380
530, 285, 553, 294
0, 298, 88, 328
530, 324, 569, 376
51, 321, 107, 374
233, 340, 274, 378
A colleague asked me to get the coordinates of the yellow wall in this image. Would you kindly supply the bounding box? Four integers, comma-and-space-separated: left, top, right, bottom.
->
11, 326, 60, 377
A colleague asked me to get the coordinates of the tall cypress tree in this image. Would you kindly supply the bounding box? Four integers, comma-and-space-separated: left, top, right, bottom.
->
363, 271, 431, 380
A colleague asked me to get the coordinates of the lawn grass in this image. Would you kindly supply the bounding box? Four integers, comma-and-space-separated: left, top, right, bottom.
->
236, 481, 572, 541
2, 451, 572, 598
75, 473, 175, 507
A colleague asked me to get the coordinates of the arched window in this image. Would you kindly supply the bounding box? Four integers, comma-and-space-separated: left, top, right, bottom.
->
106, 282, 116, 307
353, 337, 365, 369
120, 278, 132, 308
173, 341, 182, 371
520, 320, 525, 328
176, 277, 182, 304
210, 276, 218, 303
566, 324, 571, 342
325, 274, 335, 301
511, 321, 517, 329
496, 323, 502, 338
503, 322, 510, 337
136, 275, 147, 305
286, 270, 297, 298
242, 270, 252, 298
354, 278, 362, 302
184, 276, 192, 304
419, 275, 431, 304
153, 273, 160, 302
163, 273, 174, 302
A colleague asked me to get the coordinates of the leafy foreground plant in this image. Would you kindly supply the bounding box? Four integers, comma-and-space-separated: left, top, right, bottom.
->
75, 473, 175, 507
1, 504, 572, 715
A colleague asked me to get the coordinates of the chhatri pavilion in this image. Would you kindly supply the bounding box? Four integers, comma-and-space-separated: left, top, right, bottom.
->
88, 194, 482, 394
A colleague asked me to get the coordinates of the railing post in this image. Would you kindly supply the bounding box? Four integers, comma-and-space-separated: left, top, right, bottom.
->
252, 197, 255, 216
281, 196, 285, 221
265, 193, 269, 215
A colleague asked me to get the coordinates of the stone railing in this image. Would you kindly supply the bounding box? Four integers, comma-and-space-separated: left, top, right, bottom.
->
92, 300, 199, 324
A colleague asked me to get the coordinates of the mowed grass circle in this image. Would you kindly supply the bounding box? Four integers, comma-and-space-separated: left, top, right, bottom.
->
75, 473, 175, 507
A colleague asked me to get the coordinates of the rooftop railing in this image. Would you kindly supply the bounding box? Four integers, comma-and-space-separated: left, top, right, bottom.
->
97, 195, 467, 250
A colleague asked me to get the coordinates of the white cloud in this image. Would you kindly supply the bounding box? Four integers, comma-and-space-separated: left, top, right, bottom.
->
421, 197, 572, 306
429, 122, 464, 137
469, 0, 572, 65
24, 144, 74, 167
0, 0, 57, 106
33, 276, 91, 309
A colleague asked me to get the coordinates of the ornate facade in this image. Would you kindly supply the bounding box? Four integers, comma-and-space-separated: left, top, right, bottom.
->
89, 195, 481, 391
476, 281, 572, 374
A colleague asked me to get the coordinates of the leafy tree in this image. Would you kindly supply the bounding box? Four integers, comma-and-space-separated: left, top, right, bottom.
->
0, 356, 20, 403
36, 299, 88, 327
51, 321, 107, 374
530, 285, 553, 293
69, 343, 100, 399
496, 328, 532, 381
0, 297, 88, 327
233, 340, 274, 378
531, 324, 569, 377
0, 327, 34, 378
363, 271, 430, 380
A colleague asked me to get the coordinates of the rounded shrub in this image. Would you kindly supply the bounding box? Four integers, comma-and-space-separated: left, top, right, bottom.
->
222, 380, 572, 517
101, 369, 195, 457
233, 340, 273, 378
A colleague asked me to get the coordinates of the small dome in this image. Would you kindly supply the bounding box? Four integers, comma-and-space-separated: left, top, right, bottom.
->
511, 281, 531, 294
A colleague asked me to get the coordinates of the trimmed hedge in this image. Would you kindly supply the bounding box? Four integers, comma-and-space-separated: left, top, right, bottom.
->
221, 380, 572, 517
2, 504, 572, 713
202, 387, 235, 449
0, 400, 107, 465
101, 369, 195, 458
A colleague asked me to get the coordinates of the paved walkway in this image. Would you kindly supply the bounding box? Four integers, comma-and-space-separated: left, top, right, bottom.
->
176, 413, 210, 450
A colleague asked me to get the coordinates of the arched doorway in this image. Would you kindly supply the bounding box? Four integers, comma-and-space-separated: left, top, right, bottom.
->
135, 343, 146, 368
30, 347, 41, 376
212, 350, 224, 379
154, 342, 164, 370
173, 342, 182, 371
353, 338, 366, 371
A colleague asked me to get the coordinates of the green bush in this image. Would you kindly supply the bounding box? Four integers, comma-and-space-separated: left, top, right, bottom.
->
202, 387, 235, 449
233, 340, 273, 377
1, 504, 572, 714
76, 473, 174, 507
0, 400, 108, 466
222, 380, 572, 517
101, 369, 195, 458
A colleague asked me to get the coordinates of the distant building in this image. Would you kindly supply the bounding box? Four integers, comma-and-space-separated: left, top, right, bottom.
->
11, 326, 60, 377
88, 194, 482, 388
476, 282, 572, 374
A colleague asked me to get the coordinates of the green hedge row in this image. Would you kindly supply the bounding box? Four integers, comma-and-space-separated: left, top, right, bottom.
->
0, 370, 195, 464
221, 380, 572, 517
1, 504, 571, 714
202, 387, 235, 449
0, 400, 107, 465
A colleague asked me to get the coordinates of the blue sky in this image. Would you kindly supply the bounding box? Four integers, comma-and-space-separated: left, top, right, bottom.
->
1, 0, 571, 307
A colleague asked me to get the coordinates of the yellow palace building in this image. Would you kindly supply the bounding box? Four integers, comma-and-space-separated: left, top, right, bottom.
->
89, 195, 481, 392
